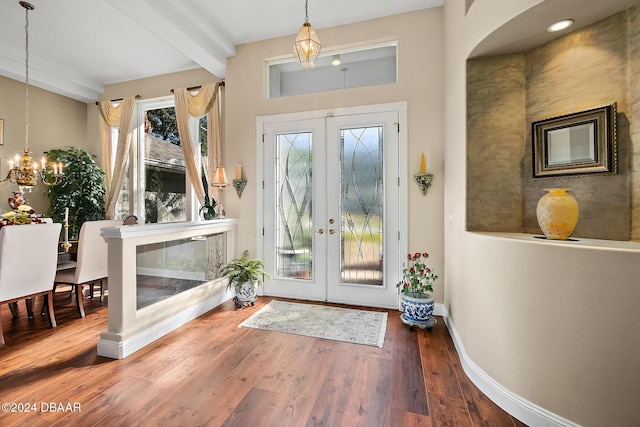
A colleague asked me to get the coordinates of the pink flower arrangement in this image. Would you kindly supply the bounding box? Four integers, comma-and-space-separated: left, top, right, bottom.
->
397, 252, 438, 297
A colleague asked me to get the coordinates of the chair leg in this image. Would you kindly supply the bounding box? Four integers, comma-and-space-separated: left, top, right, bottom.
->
46, 290, 57, 328
26, 298, 35, 319
8, 301, 17, 318
75, 284, 86, 318
0, 304, 4, 346
42, 283, 57, 316
100, 279, 106, 302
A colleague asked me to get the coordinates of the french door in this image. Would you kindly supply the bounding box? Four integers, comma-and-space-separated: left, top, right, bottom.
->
259, 104, 406, 309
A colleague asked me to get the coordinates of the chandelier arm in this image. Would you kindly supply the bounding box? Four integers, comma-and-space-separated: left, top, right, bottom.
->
0, 171, 16, 184
38, 170, 63, 186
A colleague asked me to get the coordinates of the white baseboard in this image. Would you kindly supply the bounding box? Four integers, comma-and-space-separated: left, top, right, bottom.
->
441, 307, 581, 427
97, 292, 231, 359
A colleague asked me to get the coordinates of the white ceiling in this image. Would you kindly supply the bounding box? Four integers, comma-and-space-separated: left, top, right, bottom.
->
1, 0, 635, 104
0, 0, 443, 103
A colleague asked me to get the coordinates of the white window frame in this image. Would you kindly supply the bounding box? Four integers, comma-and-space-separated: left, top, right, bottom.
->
123, 96, 200, 223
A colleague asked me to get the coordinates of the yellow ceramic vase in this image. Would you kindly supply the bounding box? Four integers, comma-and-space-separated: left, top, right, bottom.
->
536, 188, 579, 240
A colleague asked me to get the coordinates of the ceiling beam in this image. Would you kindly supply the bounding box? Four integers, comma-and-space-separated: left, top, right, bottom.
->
106, 0, 235, 79
0, 47, 104, 104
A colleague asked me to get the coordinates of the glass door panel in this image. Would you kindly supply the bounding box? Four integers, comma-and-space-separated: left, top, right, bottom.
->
326, 112, 400, 308
275, 132, 313, 280
340, 126, 384, 286
262, 119, 327, 301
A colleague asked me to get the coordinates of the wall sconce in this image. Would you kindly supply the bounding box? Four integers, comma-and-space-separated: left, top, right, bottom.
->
415, 152, 433, 196
415, 173, 433, 196
232, 164, 247, 198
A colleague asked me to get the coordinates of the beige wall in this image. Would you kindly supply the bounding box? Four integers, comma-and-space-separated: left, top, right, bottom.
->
0, 75, 87, 214
445, 0, 640, 425
224, 9, 446, 302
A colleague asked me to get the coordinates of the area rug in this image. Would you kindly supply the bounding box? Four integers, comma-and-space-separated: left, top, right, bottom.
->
239, 300, 387, 348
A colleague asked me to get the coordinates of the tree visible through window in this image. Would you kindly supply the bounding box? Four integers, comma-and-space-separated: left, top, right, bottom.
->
143, 105, 186, 223
146, 107, 179, 144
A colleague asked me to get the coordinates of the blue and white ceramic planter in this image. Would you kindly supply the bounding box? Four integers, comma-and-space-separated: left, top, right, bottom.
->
233, 280, 258, 307
400, 293, 435, 327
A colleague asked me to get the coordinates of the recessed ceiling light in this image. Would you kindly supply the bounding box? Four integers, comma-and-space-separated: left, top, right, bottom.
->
547, 19, 574, 32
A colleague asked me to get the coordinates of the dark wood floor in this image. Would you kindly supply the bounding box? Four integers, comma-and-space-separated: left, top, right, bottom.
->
0, 292, 527, 426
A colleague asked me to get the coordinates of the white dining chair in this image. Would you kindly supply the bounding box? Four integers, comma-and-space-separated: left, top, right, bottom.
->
0, 223, 62, 346
50, 220, 121, 318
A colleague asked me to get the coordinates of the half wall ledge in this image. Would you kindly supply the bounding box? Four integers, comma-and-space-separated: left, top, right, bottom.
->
472, 231, 640, 252
98, 219, 238, 359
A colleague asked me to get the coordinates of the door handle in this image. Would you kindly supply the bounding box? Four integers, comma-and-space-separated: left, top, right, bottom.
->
317, 229, 324, 234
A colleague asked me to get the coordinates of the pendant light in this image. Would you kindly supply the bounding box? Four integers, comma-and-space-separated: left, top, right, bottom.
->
293, 0, 321, 69
1, 1, 64, 194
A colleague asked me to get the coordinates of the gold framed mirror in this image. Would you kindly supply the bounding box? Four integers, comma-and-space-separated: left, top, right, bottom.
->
532, 103, 617, 178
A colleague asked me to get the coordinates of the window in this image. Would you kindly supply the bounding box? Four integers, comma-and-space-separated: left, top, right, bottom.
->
115, 96, 204, 223
267, 42, 397, 98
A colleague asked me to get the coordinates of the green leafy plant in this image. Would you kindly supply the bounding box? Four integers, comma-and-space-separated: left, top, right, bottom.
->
46, 147, 106, 238
397, 252, 438, 297
220, 250, 271, 291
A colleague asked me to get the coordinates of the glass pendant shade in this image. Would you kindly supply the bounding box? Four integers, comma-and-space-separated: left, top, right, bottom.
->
293, 22, 321, 69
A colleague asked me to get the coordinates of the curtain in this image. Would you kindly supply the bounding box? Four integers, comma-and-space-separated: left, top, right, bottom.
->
98, 97, 135, 219
174, 82, 223, 205
206, 86, 223, 189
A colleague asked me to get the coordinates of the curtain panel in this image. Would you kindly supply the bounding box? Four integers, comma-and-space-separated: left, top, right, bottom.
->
98, 97, 135, 220
173, 82, 223, 205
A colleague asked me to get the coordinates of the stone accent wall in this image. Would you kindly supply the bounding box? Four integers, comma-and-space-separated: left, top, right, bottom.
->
467, 55, 525, 232
467, 7, 636, 241
630, 3, 640, 240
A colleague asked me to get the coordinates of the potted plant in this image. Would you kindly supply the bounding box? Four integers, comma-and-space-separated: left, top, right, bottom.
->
45, 147, 106, 239
220, 250, 270, 308
397, 252, 438, 329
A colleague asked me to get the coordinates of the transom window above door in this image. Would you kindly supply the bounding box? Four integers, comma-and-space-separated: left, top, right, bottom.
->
267, 42, 397, 98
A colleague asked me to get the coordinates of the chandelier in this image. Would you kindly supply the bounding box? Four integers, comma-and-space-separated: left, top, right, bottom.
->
1, 1, 63, 193
293, 0, 322, 69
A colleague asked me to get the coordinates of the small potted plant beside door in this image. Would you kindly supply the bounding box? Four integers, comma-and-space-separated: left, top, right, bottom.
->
220, 250, 271, 308
397, 252, 438, 329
